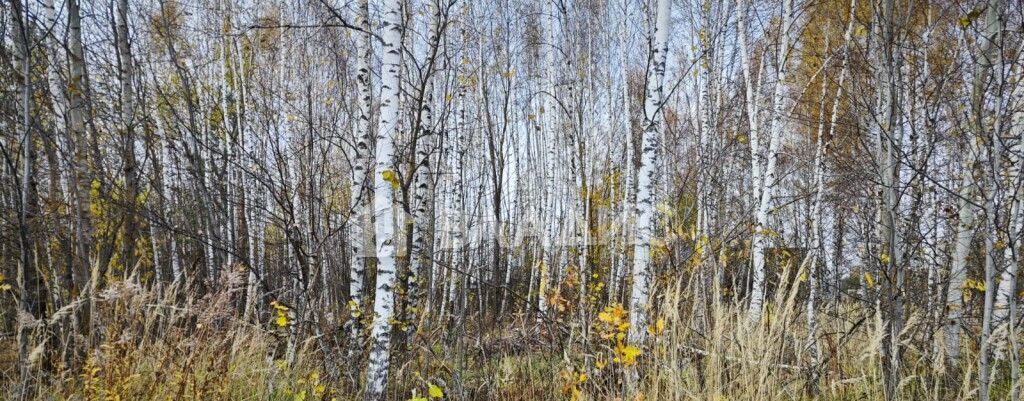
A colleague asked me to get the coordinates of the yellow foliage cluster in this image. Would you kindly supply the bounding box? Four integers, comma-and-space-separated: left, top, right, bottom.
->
595, 304, 643, 367
963, 278, 986, 292
348, 299, 362, 318
271, 300, 291, 329
597, 304, 630, 341
559, 367, 588, 400
288, 370, 333, 401
614, 342, 643, 366
81, 353, 102, 401
408, 382, 444, 400
646, 318, 666, 337
864, 272, 875, 289
382, 169, 401, 190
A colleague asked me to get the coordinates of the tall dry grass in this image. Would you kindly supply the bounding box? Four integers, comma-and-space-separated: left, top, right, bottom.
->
4, 266, 1017, 400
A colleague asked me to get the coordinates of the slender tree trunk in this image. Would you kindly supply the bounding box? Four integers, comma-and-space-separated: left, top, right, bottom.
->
627, 0, 670, 348
973, 1, 1002, 399
11, 0, 41, 396
538, 0, 559, 319
749, 0, 793, 321
116, 0, 140, 277
69, 0, 108, 346
805, 74, 829, 390
736, 0, 765, 320
363, 0, 404, 398
409, 1, 445, 334
806, 1, 855, 387
346, 0, 373, 367
611, 0, 633, 303
1001, 50, 1024, 401
946, 162, 975, 362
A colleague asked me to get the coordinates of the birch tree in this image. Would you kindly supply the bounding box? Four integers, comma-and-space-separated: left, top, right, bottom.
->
974, 0, 1003, 398
872, 0, 905, 397
347, 0, 372, 363
627, 0, 670, 347
9, 0, 41, 395
363, 0, 405, 398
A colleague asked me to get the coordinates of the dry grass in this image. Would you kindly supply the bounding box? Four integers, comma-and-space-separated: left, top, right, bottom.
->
3, 269, 1018, 401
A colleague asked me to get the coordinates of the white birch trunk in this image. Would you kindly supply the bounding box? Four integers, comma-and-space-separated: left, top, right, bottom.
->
448, 78, 467, 318
736, 0, 763, 319
408, 3, 439, 332
627, 0, 670, 346
806, 0, 855, 377
821, 0, 855, 306
946, 169, 974, 361
538, 0, 559, 318
611, 0, 634, 303
975, 1, 1002, 398
994, 50, 1024, 334
347, 0, 372, 359
750, 0, 793, 321
363, 0, 404, 397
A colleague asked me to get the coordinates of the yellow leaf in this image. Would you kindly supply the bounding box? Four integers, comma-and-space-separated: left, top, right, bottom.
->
864, 272, 875, 289
959, 9, 982, 28
275, 314, 289, 328
428, 383, 444, 398
647, 318, 666, 336
616, 344, 642, 366
382, 169, 400, 190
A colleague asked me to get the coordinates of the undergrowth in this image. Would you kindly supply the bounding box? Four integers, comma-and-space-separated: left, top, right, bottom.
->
3, 272, 1019, 400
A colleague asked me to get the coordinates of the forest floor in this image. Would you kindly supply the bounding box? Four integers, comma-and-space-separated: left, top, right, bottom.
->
1, 278, 1018, 400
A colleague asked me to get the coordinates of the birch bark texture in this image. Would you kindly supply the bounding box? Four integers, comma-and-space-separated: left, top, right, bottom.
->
347, 0, 372, 362
363, 0, 404, 398
974, 0, 1003, 399
627, 0, 670, 347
